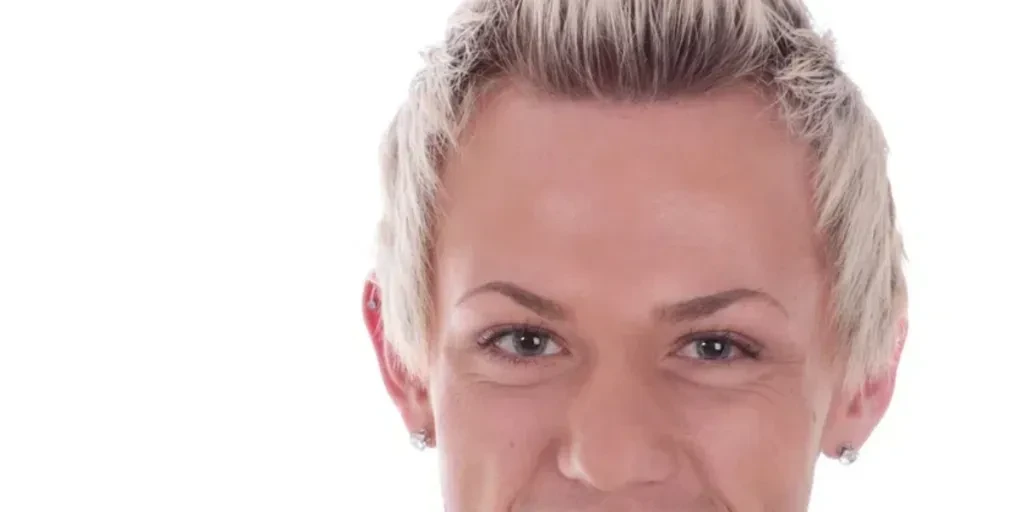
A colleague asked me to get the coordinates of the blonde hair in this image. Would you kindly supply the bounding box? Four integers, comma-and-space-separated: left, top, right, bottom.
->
373, 0, 906, 391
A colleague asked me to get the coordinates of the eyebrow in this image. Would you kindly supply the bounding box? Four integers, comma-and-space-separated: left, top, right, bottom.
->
457, 281, 569, 320
456, 281, 786, 322
655, 287, 788, 322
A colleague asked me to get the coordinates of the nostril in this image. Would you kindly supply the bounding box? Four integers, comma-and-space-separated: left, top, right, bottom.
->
557, 435, 677, 492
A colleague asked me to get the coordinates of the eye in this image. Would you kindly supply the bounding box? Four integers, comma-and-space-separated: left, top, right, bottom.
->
674, 332, 758, 362
483, 326, 564, 359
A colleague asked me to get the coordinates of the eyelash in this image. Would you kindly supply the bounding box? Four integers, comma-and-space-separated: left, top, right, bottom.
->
476, 321, 564, 366
673, 328, 764, 362
476, 323, 763, 365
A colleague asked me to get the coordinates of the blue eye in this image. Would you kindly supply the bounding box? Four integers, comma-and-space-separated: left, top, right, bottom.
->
483, 326, 564, 359
675, 333, 758, 362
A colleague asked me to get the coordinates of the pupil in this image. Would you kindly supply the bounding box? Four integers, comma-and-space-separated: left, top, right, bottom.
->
515, 330, 545, 355
697, 339, 729, 359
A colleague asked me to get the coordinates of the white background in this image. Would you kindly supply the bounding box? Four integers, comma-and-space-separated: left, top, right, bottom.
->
1, 1, 1022, 510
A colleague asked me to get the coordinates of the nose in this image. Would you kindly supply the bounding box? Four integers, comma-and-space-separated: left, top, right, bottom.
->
556, 365, 678, 492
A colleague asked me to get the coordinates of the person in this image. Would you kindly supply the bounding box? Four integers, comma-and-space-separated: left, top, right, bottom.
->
361, 0, 908, 509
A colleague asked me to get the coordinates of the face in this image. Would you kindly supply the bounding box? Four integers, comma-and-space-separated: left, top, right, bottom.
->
366, 82, 898, 511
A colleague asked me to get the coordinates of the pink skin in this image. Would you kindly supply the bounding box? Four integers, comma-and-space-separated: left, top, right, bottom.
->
364, 82, 903, 511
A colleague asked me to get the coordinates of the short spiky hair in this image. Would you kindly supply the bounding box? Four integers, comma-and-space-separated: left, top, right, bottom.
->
373, 0, 906, 391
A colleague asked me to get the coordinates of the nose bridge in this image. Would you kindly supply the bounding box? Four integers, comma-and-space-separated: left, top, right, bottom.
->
558, 356, 678, 491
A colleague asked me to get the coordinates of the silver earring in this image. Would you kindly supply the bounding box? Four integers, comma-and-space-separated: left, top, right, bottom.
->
366, 297, 378, 310
409, 429, 431, 451
837, 445, 859, 465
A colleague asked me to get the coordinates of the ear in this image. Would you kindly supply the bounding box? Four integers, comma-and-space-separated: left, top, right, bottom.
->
362, 275, 434, 444
821, 314, 908, 459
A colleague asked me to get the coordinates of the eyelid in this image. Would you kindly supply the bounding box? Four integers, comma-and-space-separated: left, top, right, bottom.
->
674, 329, 764, 359
477, 321, 561, 347
476, 322, 568, 363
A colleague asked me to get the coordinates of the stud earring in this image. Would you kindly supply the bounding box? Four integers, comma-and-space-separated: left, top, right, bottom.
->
837, 444, 859, 465
410, 429, 431, 451
366, 297, 378, 310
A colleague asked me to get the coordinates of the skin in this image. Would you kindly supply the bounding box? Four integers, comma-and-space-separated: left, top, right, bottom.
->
363, 82, 903, 511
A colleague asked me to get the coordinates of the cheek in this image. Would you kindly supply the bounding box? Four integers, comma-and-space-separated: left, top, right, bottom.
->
430, 360, 568, 509
678, 376, 823, 504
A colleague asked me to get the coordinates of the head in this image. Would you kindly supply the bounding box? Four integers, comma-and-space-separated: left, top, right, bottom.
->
362, 0, 907, 510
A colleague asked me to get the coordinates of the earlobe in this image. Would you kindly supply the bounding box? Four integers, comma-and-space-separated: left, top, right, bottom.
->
821, 313, 907, 461
820, 379, 889, 463
362, 276, 435, 439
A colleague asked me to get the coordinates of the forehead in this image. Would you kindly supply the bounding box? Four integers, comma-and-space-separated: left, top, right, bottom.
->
434, 82, 824, 311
